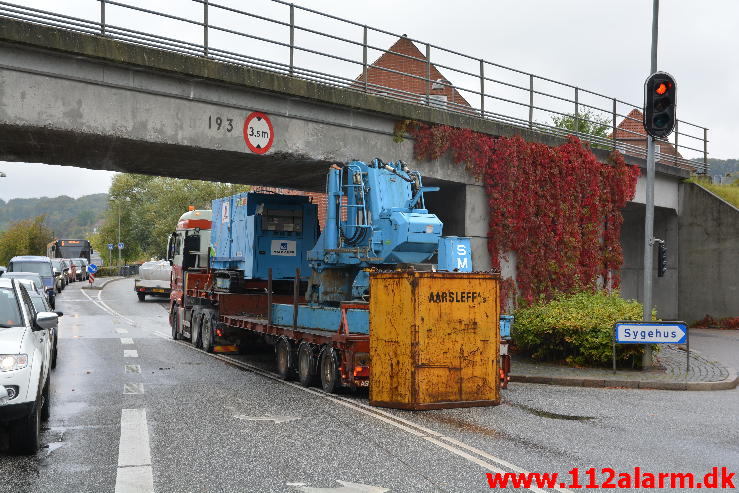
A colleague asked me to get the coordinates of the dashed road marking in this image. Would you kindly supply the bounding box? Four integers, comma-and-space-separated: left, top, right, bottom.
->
125, 365, 141, 374
115, 409, 154, 493
120, 337, 134, 345
123, 383, 145, 394
116, 329, 129, 334
123, 350, 138, 358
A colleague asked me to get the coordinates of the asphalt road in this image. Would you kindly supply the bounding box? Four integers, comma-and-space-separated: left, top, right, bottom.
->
1, 278, 737, 492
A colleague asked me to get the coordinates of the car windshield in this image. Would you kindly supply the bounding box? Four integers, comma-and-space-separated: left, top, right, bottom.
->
6, 274, 43, 291
11, 261, 52, 277
72, 260, 83, 267
0, 287, 22, 328
51, 260, 64, 270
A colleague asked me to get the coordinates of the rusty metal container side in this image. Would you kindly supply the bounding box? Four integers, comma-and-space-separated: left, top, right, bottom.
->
369, 271, 500, 410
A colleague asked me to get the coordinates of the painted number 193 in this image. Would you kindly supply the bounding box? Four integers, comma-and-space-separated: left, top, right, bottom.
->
208, 115, 233, 132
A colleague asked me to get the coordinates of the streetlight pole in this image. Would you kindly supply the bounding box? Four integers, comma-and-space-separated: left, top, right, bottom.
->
117, 203, 122, 267
642, 0, 659, 369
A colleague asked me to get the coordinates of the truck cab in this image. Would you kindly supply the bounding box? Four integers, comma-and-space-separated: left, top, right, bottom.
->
167, 209, 212, 338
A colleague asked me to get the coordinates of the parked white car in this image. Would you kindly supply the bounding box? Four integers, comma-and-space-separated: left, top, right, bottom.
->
0, 278, 55, 454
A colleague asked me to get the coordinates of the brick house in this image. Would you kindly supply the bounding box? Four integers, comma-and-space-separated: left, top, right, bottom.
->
353, 35, 472, 112
612, 108, 687, 168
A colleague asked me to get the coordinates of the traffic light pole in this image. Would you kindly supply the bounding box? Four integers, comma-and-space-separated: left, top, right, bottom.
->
642, 0, 659, 369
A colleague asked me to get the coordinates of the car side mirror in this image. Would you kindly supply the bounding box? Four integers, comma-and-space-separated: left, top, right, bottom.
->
55, 311, 64, 317
34, 312, 58, 331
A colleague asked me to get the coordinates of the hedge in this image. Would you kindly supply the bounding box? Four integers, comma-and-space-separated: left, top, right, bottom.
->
512, 291, 657, 369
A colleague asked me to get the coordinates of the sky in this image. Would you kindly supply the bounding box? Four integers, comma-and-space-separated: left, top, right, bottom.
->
1, 0, 737, 199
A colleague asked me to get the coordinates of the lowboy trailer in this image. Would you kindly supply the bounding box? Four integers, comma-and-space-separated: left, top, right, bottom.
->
169, 159, 499, 396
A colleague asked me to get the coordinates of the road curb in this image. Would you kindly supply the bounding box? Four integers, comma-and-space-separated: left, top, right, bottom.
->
81, 276, 127, 291
510, 366, 739, 391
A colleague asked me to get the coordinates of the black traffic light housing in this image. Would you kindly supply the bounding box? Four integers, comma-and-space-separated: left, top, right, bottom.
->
643, 72, 677, 139
657, 241, 667, 277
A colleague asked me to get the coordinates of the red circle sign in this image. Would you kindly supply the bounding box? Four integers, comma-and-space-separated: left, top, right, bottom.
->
243, 112, 274, 154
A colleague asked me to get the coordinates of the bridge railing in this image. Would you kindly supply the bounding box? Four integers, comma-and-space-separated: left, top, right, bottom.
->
0, 0, 709, 173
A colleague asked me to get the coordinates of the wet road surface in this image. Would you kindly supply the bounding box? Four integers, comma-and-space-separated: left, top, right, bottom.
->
1, 278, 737, 492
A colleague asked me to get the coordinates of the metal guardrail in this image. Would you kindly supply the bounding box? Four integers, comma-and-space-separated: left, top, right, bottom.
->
0, 0, 709, 173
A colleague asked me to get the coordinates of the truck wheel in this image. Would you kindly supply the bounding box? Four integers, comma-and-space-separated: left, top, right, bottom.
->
201, 315, 215, 353
275, 339, 293, 380
137, 292, 145, 302
170, 306, 181, 341
9, 398, 42, 455
297, 343, 316, 387
319, 346, 341, 394
191, 314, 203, 349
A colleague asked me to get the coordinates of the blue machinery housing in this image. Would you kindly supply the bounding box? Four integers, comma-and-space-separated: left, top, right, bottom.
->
211, 160, 473, 334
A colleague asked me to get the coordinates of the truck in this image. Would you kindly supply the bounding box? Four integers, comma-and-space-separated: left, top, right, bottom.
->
168, 159, 483, 394
134, 260, 173, 301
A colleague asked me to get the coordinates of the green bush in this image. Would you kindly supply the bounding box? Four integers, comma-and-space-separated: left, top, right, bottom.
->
94, 266, 119, 277
512, 291, 656, 368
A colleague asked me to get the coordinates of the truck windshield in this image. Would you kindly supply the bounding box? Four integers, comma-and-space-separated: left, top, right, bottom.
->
0, 288, 22, 328
11, 262, 52, 277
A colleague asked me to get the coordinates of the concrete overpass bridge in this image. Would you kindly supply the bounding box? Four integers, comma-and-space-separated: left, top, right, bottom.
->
0, 2, 714, 319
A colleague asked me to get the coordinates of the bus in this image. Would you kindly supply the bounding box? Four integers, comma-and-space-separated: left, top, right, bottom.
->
47, 239, 92, 262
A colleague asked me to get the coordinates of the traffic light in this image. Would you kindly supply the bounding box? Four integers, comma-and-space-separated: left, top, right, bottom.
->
657, 242, 667, 277
643, 72, 677, 139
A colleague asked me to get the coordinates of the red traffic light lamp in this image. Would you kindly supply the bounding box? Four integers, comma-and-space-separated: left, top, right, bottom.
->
643, 72, 677, 139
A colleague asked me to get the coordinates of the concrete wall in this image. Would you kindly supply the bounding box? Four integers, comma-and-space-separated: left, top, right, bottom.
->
678, 183, 739, 322
620, 203, 679, 319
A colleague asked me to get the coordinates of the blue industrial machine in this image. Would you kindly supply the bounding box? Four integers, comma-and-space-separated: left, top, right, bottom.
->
208, 160, 472, 333
210, 192, 318, 290
305, 158, 470, 305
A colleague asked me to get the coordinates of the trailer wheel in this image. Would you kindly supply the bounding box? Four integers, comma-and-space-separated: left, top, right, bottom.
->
319, 346, 341, 394
201, 315, 215, 353
275, 338, 293, 380
170, 305, 181, 340
297, 343, 316, 387
191, 313, 203, 349
137, 292, 145, 302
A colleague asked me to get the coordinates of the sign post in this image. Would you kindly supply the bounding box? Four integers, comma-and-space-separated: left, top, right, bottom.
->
118, 242, 124, 267
87, 263, 98, 285
613, 321, 689, 374
107, 243, 114, 268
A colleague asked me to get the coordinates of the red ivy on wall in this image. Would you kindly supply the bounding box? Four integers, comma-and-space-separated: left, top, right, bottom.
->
408, 123, 640, 304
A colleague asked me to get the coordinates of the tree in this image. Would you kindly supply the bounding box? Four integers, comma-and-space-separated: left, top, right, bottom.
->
0, 216, 54, 265
93, 174, 251, 263
552, 109, 611, 140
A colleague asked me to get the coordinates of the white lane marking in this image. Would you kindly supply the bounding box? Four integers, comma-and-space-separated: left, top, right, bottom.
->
123, 383, 145, 394
115, 409, 154, 493
170, 341, 568, 493
234, 414, 300, 424
115, 467, 154, 493
153, 331, 169, 340
125, 365, 141, 374
123, 350, 138, 358
300, 481, 388, 493
97, 288, 137, 326
116, 329, 129, 334
79, 287, 136, 326
120, 338, 134, 345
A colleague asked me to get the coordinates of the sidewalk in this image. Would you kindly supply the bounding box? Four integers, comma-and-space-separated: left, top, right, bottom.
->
509, 344, 738, 391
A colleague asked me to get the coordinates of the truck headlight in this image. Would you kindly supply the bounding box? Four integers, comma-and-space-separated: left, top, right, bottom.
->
0, 354, 28, 372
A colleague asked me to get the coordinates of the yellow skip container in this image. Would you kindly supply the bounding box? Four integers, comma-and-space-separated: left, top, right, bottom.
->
369, 271, 500, 410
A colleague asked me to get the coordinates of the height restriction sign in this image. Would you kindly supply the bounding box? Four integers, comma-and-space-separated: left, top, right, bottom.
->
243, 112, 274, 154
